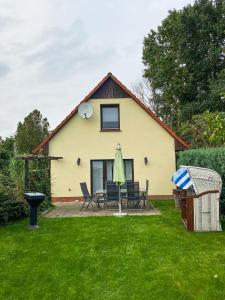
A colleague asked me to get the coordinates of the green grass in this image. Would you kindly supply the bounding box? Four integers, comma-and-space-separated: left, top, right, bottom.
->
1, 201, 225, 300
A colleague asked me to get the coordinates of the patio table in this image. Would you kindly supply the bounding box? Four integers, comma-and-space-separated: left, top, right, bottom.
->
94, 189, 127, 209
95, 188, 147, 208
95, 188, 127, 194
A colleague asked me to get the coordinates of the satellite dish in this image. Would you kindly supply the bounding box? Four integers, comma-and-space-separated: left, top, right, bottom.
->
78, 103, 94, 119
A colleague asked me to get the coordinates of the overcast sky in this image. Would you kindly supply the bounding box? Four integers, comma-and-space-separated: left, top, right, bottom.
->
0, 0, 194, 137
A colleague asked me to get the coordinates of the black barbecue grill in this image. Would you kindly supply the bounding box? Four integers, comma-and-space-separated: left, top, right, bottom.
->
24, 192, 45, 228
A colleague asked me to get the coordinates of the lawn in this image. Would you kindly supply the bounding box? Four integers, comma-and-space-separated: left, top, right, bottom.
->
1, 201, 225, 300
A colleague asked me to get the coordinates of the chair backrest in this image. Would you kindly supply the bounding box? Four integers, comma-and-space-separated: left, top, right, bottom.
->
80, 182, 90, 200
146, 179, 149, 193
120, 183, 126, 189
106, 182, 119, 202
105, 180, 113, 186
127, 181, 140, 200
120, 180, 133, 189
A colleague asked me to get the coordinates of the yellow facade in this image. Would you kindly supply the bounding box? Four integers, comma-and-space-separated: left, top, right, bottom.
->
49, 97, 176, 200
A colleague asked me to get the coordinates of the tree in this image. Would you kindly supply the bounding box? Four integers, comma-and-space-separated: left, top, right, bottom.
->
15, 109, 49, 154
13, 110, 51, 208
131, 78, 163, 116
209, 68, 225, 105
143, 0, 225, 128
0, 111, 51, 223
0, 136, 14, 176
178, 111, 225, 148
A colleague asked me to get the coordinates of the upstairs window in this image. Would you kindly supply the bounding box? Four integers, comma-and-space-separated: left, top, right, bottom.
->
101, 104, 120, 130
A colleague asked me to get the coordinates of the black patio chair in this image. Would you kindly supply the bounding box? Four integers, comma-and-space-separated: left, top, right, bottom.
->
127, 181, 141, 209
120, 180, 133, 190
105, 182, 119, 208
141, 179, 149, 207
146, 179, 149, 194
80, 182, 95, 211
142, 179, 154, 209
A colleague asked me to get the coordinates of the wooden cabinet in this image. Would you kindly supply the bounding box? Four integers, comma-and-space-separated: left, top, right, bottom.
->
179, 190, 221, 231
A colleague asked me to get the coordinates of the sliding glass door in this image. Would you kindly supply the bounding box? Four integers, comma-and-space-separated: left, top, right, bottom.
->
91, 159, 133, 193
91, 161, 104, 193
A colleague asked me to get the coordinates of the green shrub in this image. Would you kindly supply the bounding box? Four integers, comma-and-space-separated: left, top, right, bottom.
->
9, 158, 24, 198
0, 173, 28, 225
177, 147, 225, 217
27, 160, 52, 211
178, 111, 225, 148
9, 158, 52, 212
0, 200, 28, 225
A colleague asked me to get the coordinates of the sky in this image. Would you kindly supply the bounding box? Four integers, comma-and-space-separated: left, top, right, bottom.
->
0, 0, 194, 137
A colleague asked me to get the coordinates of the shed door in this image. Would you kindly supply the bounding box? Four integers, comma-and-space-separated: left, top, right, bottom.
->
194, 193, 221, 231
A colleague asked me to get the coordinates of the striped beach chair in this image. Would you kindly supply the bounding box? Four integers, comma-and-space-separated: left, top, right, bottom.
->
171, 166, 222, 231
171, 167, 193, 189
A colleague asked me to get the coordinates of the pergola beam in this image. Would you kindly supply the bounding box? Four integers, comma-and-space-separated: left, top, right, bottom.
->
16, 155, 63, 161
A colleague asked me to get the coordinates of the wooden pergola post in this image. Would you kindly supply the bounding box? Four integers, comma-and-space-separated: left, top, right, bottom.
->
48, 159, 51, 197
24, 159, 29, 192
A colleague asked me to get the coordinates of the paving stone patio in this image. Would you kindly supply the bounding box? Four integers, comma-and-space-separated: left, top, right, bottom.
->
44, 201, 161, 218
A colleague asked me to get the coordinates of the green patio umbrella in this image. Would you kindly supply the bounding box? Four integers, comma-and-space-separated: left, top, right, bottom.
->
113, 144, 127, 216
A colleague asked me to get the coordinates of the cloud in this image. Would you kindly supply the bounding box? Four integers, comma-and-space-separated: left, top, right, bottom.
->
0, 63, 10, 78
0, 0, 194, 137
0, 14, 14, 31
25, 20, 117, 81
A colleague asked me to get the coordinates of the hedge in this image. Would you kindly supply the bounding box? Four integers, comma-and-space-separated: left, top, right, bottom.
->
0, 200, 28, 225
177, 147, 225, 218
0, 173, 28, 225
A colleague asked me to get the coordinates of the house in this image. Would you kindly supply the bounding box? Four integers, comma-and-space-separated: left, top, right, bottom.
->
33, 72, 190, 202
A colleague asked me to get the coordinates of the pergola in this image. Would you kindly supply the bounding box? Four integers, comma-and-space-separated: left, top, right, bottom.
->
16, 155, 63, 192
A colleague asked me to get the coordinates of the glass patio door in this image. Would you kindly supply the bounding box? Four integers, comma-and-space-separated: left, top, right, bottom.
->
92, 161, 104, 193
91, 159, 133, 193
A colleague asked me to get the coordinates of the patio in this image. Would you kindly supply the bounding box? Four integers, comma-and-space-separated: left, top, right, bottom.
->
45, 200, 160, 218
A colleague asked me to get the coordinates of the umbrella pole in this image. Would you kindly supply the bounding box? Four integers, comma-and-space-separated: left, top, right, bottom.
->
118, 185, 122, 214
114, 184, 127, 217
